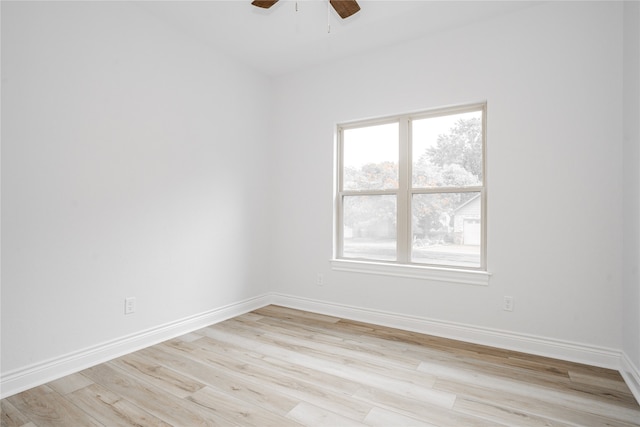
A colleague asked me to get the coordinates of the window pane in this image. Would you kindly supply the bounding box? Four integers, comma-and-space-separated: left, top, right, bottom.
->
412, 192, 481, 267
343, 122, 399, 191
412, 111, 483, 188
343, 195, 396, 261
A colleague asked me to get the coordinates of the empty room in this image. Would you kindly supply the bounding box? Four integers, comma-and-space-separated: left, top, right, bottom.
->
2, 0, 640, 425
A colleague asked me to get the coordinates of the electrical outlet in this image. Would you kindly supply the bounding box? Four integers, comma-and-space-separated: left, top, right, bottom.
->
125, 297, 136, 315
316, 273, 324, 286
503, 296, 514, 312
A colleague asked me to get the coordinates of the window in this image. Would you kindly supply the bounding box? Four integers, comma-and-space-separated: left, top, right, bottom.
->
334, 103, 487, 277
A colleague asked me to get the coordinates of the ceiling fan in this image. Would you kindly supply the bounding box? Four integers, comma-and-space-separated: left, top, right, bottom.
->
251, 0, 361, 19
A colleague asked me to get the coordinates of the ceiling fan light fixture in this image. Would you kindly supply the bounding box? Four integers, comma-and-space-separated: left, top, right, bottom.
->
251, 0, 279, 9
251, 0, 360, 19
329, 0, 360, 19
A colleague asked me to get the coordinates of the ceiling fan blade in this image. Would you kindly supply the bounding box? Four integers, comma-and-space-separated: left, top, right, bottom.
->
251, 0, 279, 9
330, 0, 360, 19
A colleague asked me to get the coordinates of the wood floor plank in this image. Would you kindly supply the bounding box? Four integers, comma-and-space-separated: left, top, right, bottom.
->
81, 363, 230, 426
453, 396, 575, 427
46, 373, 94, 396
352, 385, 505, 427
418, 356, 637, 410
177, 331, 206, 343
232, 316, 425, 373
187, 386, 303, 427
109, 351, 206, 399
364, 408, 438, 427
253, 306, 341, 325
203, 321, 456, 408
68, 383, 172, 427
6, 385, 102, 427
224, 316, 436, 390
363, 406, 439, 427
195, 326, 365, 396
335, 315, 595, 384
286, 402, 368, 427
568, 370, 637, 397
3, 305, 639, 427
156, 336, 373, 421
138, 344, 301, 417
436, 378, 639, 427
251, 314, 424, 368
1, 399, 36, 427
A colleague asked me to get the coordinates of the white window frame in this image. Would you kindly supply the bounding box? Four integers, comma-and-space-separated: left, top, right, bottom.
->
332, 103, 490, 286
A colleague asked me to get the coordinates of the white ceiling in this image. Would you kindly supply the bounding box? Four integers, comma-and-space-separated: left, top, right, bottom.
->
137, 0, 541, 76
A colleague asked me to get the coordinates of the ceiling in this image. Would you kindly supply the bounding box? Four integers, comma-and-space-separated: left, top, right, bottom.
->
136, 1, 541, 76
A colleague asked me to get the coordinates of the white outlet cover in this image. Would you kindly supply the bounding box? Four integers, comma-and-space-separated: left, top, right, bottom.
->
125, 297, 136, 315
503, 296, 514, 311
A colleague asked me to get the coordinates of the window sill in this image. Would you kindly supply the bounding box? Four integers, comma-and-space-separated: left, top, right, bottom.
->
330, 259, 491, 286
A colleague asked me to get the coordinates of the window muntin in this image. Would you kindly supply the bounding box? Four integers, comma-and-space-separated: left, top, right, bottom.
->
336, 103, 486, 271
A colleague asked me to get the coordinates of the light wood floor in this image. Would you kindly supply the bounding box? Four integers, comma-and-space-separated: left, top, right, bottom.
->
2, 305, 640, 426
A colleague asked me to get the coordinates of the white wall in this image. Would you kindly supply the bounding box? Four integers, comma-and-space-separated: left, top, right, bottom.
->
623, 0, 640, 383
2, 0, 637, 399
1, 1, 271, 376
270, 2, 625, 351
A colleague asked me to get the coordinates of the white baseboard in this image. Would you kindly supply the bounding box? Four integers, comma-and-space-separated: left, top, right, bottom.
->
3, 292, 635, 405
0, 294, 270, 399
621, 352, 640, 405
270, 293, 623, 371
